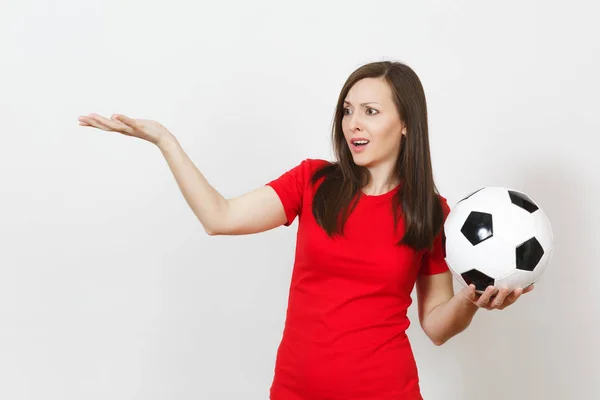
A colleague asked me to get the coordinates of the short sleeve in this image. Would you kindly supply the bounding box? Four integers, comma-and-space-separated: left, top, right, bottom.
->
420, 195, 451, 275
265, 158, 328, 226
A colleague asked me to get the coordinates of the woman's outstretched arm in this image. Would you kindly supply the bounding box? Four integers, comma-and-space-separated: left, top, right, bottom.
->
78, 113, 287, 235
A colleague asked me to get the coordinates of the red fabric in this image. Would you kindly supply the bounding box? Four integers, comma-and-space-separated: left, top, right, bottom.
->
266, 158, 450, 400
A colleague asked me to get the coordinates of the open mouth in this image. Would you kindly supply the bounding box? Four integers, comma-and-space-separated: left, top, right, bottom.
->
351, 138, 370, 150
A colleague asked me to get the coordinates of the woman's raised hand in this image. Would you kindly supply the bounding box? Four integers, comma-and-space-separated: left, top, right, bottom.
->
78, 113, 174, 147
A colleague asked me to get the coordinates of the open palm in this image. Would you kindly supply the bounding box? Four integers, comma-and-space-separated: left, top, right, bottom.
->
78, 113, 172, 146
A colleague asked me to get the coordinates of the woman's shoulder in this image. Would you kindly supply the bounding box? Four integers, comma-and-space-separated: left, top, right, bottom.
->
304, 158, 334, 169
271, 158, 334, 189
296, 158, 335, 179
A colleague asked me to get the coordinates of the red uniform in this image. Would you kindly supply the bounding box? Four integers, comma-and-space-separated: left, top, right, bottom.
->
266, 158, 450, 400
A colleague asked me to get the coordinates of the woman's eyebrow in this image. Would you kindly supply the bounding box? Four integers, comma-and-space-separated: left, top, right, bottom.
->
343, 100, 381, 106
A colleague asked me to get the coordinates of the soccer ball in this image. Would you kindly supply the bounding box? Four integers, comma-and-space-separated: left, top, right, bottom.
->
443, 187, 554, 293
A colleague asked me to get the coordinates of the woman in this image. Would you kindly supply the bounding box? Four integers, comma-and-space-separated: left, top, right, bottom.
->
78, 61, 533, 399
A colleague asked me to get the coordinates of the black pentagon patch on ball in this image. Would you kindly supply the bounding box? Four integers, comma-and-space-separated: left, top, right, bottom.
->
461, 212, 493, 245
509, 190, 539, 213
516, 237, 544, 271
461, 269, 495, 291
458, 187, 484, 203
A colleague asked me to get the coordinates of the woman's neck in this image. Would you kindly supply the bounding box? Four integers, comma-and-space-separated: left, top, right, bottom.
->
362, 157, 399, 193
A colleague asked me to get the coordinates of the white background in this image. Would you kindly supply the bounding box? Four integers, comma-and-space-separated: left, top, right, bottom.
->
1, 0, 598, 399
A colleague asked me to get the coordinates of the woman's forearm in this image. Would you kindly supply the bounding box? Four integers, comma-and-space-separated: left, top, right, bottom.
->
425, 294, 479, 346
157, 135, 228, 234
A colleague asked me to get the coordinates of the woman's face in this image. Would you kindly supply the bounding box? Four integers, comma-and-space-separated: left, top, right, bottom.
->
341, 77, 406, 168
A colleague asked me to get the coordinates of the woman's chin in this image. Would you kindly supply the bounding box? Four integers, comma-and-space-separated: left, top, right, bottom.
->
351, 154, 372, 167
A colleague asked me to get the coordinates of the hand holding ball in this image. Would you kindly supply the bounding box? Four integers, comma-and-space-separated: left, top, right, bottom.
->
443, 187, 554, 294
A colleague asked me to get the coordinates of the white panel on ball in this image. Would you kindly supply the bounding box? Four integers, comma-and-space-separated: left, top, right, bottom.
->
494, 269, 535, 290
533, 248, 554, 283
532, 207, 554, 250
494, 202, 536, 249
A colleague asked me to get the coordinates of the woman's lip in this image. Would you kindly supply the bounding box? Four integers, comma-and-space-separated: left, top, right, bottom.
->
350, 141, 369, 153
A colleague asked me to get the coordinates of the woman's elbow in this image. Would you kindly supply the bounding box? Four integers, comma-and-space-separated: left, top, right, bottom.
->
423, 326, 450, 346
431, 336, 448, 346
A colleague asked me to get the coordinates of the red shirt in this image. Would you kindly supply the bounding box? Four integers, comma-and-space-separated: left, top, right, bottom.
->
266, 158, 449, 400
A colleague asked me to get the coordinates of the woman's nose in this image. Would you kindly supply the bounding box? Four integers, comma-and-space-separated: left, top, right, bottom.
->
349, 114, 362, 131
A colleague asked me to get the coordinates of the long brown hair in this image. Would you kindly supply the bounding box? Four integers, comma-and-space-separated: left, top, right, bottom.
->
310, 60, 443, 251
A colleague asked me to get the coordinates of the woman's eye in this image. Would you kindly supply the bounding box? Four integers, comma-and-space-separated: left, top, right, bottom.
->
343, 107, 377, 115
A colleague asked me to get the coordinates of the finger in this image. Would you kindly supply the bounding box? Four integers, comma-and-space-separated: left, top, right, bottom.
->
88, 113, 124, 130
78, 115, 112, 131
522, 284, 534, 294
112, 114, 138, 128
468, 284, 478, 301
84, 114, 134, 134
500, 287, 524, 309
107, 116, 136, 132
490, 288, 511, 309
476, 286, 498, 308
464, 284, 478, 304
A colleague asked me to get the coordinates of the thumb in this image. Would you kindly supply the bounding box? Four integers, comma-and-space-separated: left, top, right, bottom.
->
460, 284, 477, 303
